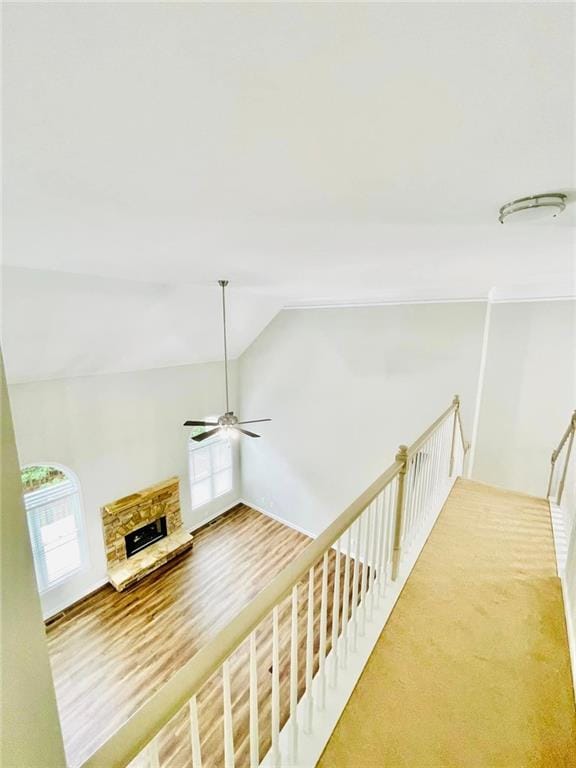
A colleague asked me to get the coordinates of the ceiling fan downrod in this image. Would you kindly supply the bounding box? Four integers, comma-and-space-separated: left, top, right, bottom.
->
218, 279, 230, 414
183, 280, 271, 440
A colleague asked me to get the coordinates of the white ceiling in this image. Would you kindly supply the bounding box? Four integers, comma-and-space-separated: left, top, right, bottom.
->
2, 2, 575, 382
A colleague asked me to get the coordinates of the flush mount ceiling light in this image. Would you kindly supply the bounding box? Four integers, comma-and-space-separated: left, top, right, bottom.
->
498, 193, 567, 224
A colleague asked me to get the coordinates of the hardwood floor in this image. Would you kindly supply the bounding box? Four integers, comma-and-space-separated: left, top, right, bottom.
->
47, 504, 358, 768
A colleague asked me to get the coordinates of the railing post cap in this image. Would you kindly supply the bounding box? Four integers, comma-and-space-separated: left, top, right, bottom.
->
452, 394, 460, 407
571, 410, 576, 427
396, 444, 408, 462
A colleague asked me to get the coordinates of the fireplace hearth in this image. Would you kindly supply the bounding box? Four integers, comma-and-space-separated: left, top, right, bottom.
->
125, 516, 167, 558
101, 477, 193, 591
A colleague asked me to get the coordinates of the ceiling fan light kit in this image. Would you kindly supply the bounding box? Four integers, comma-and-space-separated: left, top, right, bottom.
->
184, 280, 271, 441
498, 192, 567, 224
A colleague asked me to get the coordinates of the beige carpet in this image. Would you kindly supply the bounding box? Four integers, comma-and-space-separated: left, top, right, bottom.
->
318, 479, 576, 768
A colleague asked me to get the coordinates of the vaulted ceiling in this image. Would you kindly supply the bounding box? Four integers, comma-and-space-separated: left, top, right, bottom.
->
2, 2, 574, 382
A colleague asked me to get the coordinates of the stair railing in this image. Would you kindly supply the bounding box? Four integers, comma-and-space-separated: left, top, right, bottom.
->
547, 410, 576, 506
81, 396, 469, 768
547, 410, 576, 701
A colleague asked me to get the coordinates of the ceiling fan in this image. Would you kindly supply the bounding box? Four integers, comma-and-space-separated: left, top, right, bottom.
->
184, 280, 271, 442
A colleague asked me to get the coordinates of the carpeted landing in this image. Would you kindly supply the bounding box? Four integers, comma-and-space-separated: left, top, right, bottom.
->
317, 478, 576, 768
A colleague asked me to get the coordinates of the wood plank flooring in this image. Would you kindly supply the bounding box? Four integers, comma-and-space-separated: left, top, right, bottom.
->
47, 505, 360, 768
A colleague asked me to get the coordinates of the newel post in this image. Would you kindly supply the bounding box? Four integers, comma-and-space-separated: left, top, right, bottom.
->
449, 394, 460, 477
391, 444, 408, 581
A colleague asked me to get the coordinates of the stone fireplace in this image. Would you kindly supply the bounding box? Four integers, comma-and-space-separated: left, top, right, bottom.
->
101, 477, 193, 591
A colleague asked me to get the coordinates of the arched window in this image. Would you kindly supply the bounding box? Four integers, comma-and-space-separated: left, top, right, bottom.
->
21, 464, 86, 592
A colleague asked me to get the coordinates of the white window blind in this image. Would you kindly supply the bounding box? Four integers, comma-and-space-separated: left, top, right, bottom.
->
24, 478, 85, 592
188, 436, 233, 511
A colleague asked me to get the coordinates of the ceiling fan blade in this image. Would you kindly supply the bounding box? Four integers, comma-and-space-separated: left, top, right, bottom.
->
235, 427, 261, 438
192, 427, 221, 442
184, 420, 219, 427
237, 419, 272, 425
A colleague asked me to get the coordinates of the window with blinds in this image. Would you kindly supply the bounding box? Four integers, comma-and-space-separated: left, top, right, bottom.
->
188, 435, 233, 511
22, 468, 86, 593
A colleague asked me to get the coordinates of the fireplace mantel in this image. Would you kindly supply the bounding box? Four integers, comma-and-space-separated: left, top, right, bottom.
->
101, 477, 193, 591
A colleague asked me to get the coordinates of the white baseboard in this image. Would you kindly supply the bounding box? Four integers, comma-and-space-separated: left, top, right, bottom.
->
561, 577, 576, 704
549, 500, 576, 704
239, 497, 317, 540
260, 475, 457, 768
44, 576, 110, 622
189, 496, 244, 533
549, 501, 569, 575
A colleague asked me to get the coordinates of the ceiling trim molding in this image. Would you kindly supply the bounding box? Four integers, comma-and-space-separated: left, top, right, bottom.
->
284, 292, 576, 311
489, 294, 576, 304
283, 297, 488, 311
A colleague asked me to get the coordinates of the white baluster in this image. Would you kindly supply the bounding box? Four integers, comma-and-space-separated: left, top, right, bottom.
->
385, 484, 398, 584
372, 491, 384, 611
422, 441, 431, 523
386, 483, 395, 586
318, 551, 328, 710
305, 566, 314, 733
409, 457, 419, 543
341, 526, 352, 668
433, 426, 442, 507
249, 632, 259, 768
414, 452, 423, 539
452, 419, 460, 476
417, 449, 426, 532
409, 454, 420, 546
189, 696, 202, 768
222, 660, 234, 768
423, 436, 433, 519
271, 607, 281, 768
439, 421, 446, 482
430, 431, 439, 511
442, 419, 450, 487
351, 516, 361, 650
442, 420, 448, 487
380, 483, 393, 596
359, 506, 370, 636
331, 539, 341, 687
289, 585, 299, 764
148, 739, 160, 768
441, 420, 448, 488
403, 459, 415, 547
419, 439, 428, 521
368, 496, 380, 621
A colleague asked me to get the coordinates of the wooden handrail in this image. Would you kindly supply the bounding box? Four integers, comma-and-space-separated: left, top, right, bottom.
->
556, 415, 576, 455
456, 410, 468, 453
81, 398, 463, 768
407, 402, 456, 458
547, 411, 576, 503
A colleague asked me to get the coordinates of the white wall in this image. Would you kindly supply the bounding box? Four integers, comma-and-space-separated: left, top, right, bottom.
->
239, 303, 486, 535
8, 361, 240, 618
473, 299, 576, 498
1, 350, 66, 767
8, 299, 574, 619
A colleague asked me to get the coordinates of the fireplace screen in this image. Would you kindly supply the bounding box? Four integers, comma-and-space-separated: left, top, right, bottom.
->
125, 517, 167, 558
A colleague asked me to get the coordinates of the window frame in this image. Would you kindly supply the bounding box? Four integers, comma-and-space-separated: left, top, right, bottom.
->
188, 429, 234, 511
21, 463, 88, 593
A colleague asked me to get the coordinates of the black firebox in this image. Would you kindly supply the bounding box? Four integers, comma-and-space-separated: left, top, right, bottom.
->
125, 517, 167, 558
